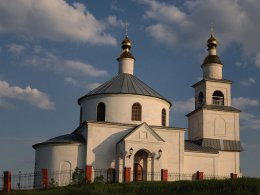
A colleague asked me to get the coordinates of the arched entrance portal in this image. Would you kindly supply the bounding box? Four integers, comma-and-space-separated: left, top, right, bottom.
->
133, 149, 152, 181
134, 163, 143, 181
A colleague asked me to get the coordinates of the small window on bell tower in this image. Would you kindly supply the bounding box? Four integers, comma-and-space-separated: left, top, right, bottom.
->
198, 92, 204, 106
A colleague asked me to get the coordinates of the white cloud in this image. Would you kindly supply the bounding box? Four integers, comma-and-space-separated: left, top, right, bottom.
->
87, 83, 101, 90
172, 98, 194, 113
232, 97, 259, 109
142, 0, 187, 24
111, 1, 124, 12
0, 0, 116, 45
6, 43, 25, 55
137, 0, 260, 60
146, 24, 177, 46
25, 51, 108, 77
65, 77, 80, 87
106, 16, 124, 28
65, 77, 101, 90
240, 112, 260, 130
65, 60, 108, 77
240, 77, 256, 87
0, 80, 54, 110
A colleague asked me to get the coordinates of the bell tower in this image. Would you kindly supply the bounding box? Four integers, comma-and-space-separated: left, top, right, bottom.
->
187, 34, 242, 150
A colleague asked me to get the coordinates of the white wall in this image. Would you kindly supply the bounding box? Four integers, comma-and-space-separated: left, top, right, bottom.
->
85, 122, 184, 181
203, 63, 223, 79
218, 151, 240, 175
184, 152, 218, 175
34, 143, 85, 185
154, 128, 185, 173
188, 109, 240, 141
203, 110, 240, 140
80, 94, 171, 126
86, 122, 133, 169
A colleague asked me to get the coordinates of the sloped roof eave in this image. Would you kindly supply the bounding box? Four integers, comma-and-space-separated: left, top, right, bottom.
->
78, 74, 171, 106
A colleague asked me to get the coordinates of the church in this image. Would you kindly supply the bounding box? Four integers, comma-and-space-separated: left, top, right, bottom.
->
33, 32, 242, 184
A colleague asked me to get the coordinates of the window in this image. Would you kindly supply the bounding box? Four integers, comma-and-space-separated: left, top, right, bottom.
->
132, 103, 142, 121
198, 92, 204, 105
80, 107, 83, 124
212, 91, 224, 105
97, 102, 106, 121
162, 108, 166, 126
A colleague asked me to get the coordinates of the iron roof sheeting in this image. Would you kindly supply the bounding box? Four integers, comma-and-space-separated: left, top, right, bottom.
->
78, 73, 171, 105
185, 140, 219, 154
192, 78, 232, 88
202, 55, 223, 66
186, 105, 241, 117
32, 133, 86, 148
195, 138, 243, 152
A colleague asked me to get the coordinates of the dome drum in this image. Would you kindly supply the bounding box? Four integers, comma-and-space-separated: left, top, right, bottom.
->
79, 94, 170, 126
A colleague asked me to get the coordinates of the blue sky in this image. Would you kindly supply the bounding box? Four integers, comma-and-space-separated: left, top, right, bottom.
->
0, 0, 259, 177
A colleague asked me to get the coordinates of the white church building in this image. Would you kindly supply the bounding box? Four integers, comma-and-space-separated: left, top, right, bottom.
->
33, 33, 242, 184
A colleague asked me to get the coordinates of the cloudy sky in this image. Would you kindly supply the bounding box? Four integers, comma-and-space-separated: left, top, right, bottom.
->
0, 0, 259, 177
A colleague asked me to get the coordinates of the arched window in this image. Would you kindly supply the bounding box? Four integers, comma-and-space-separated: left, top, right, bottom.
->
97, 102, 105, 121
80, 107, 83, 124
162, 108, 166, 126
198, 92, 204, 105
132, 103, 142, 121
212, 91, 224, 105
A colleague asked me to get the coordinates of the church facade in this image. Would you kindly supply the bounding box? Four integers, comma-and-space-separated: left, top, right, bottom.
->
33, 33, 242, 184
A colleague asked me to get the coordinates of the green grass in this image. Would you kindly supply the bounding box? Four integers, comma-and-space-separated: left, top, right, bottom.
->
2, 178, 260, 195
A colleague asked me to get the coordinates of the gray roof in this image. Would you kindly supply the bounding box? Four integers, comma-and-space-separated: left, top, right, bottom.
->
192, 78, 232, 88
78, 73, 171, 106
185, 140, 219, 154
186, 105, 241, 117
194, 138, 243, 152
32, 133, 86, 149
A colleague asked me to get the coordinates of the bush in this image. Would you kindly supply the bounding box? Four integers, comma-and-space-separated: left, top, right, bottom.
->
72, 167, 85, 185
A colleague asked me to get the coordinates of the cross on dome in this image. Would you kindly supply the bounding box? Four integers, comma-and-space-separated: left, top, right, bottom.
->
125, 21, 128, 37
207, 22, 217, 49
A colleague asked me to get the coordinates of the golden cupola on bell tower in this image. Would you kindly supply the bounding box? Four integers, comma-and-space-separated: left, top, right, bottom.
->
201, 34, 223, 80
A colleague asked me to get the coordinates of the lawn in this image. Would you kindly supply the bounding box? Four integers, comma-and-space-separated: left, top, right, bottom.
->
2, 178, 260, 195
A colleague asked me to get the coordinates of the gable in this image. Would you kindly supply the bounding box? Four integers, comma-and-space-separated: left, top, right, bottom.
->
123, 122, 165, 143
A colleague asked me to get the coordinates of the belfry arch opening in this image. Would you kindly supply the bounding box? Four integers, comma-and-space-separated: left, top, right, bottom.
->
212, 90, 224, 106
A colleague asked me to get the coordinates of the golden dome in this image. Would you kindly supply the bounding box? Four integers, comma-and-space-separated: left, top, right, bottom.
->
207, 34, 217, 48
121, 36, 132, 51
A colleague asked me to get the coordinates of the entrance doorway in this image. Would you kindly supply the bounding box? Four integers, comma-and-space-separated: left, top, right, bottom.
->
133, 149, 151, 181
134, 163, 143, 181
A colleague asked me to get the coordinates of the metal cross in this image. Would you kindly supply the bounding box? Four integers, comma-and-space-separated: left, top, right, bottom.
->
210, 22, 214, 35
125, 21, 128, 37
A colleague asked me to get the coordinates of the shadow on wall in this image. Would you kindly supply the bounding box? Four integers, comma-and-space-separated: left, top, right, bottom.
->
77, 144, 86, 169
92, 129, 132, 169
